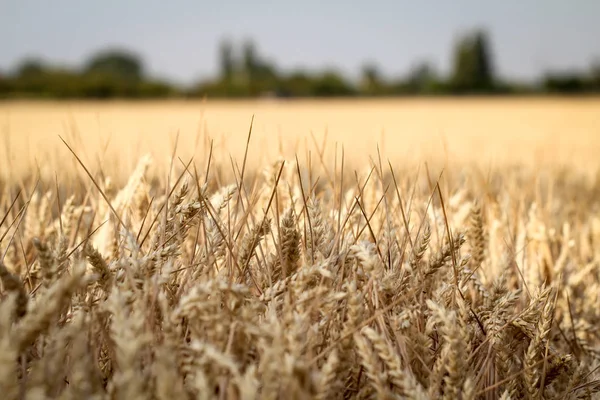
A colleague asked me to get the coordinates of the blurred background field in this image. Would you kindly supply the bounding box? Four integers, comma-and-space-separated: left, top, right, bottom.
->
2, 97, 600, 185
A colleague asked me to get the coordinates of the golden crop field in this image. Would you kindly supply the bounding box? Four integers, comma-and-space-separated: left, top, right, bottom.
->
2, 98, 600, 183
0, 98, 599, 399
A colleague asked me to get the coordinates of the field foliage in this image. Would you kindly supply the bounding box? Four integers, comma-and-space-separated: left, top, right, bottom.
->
0, 101, 599, 399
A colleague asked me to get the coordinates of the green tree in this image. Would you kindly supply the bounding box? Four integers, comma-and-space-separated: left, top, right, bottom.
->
590, 61, 600, 91
15, 59, 47, 78
312, 70, 355, 97
406, 62, 439, 93
360, 63, 384, 95
84, 49, 144, 81
542, 73, 586, 93
450, 30, 495, 93
218, 39, 235, 82
278, 71, 313, 97
242, 40, 258, 82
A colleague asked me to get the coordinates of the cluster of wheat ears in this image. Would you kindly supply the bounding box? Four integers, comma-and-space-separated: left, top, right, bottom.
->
0, 129, 599, 400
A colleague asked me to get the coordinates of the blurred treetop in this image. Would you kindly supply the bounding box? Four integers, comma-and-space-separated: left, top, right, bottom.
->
1, 30, 599, 99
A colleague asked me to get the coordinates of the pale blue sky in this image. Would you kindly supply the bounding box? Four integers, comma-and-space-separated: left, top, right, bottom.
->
1, 1, 599, 85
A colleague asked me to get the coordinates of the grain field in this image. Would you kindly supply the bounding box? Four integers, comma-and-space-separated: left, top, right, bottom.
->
0, 98, 599, 399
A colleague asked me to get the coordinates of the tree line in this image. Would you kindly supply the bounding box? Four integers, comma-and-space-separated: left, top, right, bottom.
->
1, 29, 599, 99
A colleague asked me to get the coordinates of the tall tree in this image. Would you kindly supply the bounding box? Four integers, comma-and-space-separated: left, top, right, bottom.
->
218, 39, 235, 82
360, 63, 383, 95
450, 30, 495, 92
242, 40, 258, 82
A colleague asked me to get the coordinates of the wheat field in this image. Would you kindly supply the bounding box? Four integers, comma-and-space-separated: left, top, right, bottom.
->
2, 98, 600, 183
0, 98, 599, 399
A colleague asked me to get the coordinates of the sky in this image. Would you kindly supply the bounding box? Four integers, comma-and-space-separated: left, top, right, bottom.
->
1, 1, 599, 86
